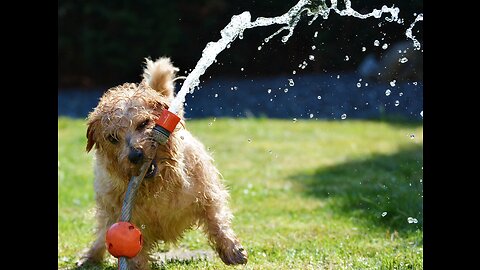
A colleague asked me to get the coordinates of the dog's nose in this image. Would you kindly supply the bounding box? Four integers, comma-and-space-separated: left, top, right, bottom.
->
128, 147, 144, 164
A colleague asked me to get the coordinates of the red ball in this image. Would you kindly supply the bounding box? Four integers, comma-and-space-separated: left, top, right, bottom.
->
105, 222, 143, 258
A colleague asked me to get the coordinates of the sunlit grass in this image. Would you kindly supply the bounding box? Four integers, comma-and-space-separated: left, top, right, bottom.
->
59, 117, 423, 269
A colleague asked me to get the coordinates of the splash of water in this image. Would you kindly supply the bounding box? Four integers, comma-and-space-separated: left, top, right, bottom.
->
405, 13, 423, 50
169, 0, 407, 114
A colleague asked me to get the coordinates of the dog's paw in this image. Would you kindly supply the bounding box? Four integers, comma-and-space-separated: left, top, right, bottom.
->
218, 241, 248, 265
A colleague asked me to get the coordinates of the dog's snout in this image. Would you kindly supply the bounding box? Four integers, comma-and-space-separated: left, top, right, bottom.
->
128, 147, 144, 164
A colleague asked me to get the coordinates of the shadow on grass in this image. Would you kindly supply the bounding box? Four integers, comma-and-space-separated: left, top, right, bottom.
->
72, 250, 213, 270
72, 260, 204, 270
290, 144, 423, 233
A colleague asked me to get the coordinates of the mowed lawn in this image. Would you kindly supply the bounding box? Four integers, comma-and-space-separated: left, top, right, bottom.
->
58, 117, 423, 269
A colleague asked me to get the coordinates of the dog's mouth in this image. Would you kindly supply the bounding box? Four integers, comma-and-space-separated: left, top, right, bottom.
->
144, 160, 158, 179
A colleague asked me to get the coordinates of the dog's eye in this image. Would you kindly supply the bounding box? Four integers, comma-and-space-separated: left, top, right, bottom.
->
107, 134, 119, 144
137, 119, 150, 130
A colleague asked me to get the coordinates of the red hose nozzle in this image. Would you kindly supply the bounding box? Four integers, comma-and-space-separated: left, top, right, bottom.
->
155, 109, 180, 133
152, 109, 180, 145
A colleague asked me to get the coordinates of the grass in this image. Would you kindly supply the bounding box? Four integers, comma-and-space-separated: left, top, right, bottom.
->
58, 117, 423, 269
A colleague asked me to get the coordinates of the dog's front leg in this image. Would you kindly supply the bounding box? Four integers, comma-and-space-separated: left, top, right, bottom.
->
76, 210, 111, 266
202, 204, 248, 265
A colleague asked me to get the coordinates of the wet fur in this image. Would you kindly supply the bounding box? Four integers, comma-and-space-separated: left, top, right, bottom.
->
79, 57, 247, 269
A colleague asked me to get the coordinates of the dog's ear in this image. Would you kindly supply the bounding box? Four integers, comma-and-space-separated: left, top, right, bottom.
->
143, 57, 179, 98
86, 120, 98, 152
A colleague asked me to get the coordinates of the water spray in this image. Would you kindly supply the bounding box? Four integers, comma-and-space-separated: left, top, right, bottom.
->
105, 109, 180, 270
168, 0, 407, 115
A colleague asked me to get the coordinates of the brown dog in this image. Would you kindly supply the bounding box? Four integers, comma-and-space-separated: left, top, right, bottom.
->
79, 57, 247, 269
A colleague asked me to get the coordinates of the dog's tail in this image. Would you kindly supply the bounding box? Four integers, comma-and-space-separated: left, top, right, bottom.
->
143, 57, 179, 98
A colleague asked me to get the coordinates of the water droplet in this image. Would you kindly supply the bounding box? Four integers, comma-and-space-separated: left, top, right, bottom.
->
413, 82, 418, 86
341, 114, 347, 120
288, 79, 295, 86
382, 43, 388, 50
356, 83, 361, 88
395, 100, 400, 106
268, 150, 273, 154
141, 224, 146, 229
311, 45, 316, 50
267, 89, 271, 94
281, 36, 288, 43
337, 75, 340, 79
292, 118, 297, 123
180, 135, 184, 140
309, 113, 314, 118
257, 46, 262, 50
354, 107, 357, 110
292, 70, 296, 74
390, 80, 396, 87
399, 57, 409, 63
410, 134, 415, 139
345, 55, 350, 61
381, 212, 388, 217
362, 47, 366, 52
399, 92, 403, 96
407, 217, 418, 224
364, 82, 369, 87
240, 68, 244, 71
284, 88, 289, 93
233, 86, 238, 90
309, 55, 315, 61
385, 89, 391, 96
248, 138, 252, 143
420, 110, 423, 117
314, 31, 318, 38
208, 122, 213, 126
374, 40, 380, 46
214, 93, 218, 97
226, 44, 231, 49
317, 95, 322, 100
270, 98, 273, 102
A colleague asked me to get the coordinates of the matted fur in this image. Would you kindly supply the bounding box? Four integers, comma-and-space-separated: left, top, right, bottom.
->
78, 57, 247, 269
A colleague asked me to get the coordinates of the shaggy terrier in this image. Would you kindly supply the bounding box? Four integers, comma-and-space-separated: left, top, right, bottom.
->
78, 57, 247, 269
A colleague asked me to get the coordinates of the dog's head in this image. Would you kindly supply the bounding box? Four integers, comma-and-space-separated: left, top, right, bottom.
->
86, 57, 183, 181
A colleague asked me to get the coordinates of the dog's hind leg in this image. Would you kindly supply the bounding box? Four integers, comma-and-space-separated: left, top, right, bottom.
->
202, 200, 248, 265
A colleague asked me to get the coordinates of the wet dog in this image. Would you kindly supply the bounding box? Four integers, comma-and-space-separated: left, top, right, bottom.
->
78, 57, 247, 269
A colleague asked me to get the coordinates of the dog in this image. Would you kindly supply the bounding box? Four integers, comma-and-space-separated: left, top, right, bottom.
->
78, 57, 247, 269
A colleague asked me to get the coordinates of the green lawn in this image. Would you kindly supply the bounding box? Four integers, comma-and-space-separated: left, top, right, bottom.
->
58, 117, 423, 269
